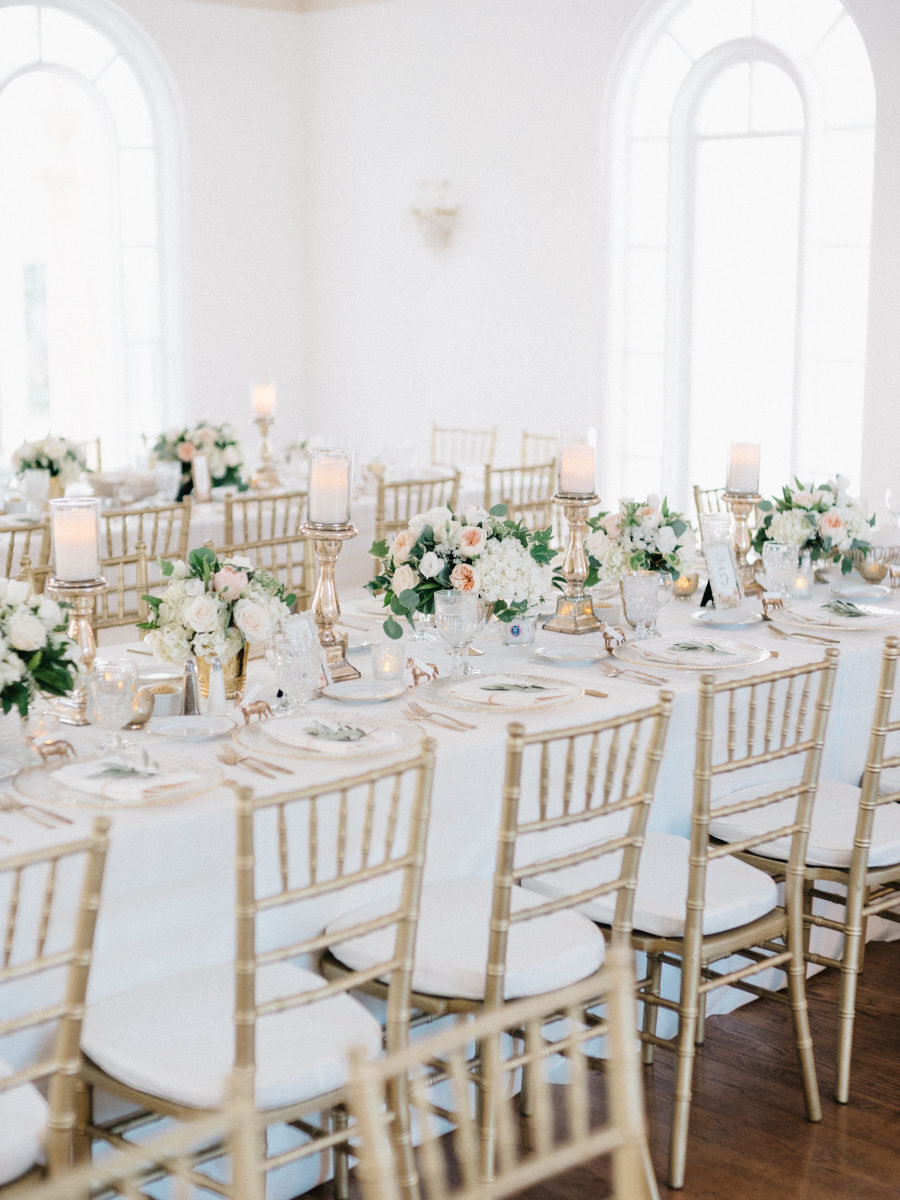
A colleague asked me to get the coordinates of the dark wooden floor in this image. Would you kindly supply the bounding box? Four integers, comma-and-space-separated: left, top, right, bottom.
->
315, 940, 899, 1200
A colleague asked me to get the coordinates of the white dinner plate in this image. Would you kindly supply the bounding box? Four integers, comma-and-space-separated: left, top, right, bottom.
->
146, 715, 236, 740
614, 635, 769, 670
418, 673, 583, 712
321, 680, 407, 703
533, 645, 605, 667
778, 600, 900, 630
692, 607, 763, 630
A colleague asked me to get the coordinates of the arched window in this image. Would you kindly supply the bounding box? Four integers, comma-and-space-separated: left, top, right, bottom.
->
605, 0, 875, 508
0, 0, 183, 466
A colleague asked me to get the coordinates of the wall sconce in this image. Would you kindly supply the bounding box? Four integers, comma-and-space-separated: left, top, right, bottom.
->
411, 178, 460, 247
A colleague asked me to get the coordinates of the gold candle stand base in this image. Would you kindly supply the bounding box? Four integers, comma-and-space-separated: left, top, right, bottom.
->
543, 492, 603, 635
250, 415, 280, 491
301, 521, 361, 682
46, 575, 108, 725
723, 490, 763, 596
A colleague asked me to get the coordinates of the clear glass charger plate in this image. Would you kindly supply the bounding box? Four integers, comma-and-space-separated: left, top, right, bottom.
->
829, 580, 892, 602
320, 680, 407, 704
777, 601, 900, 630
692, 607, 763, 630
415, 673, 584, 712
14, 751, 224, 809
145, 715, 237, 740
533, 645, 606, 668
613, 635, 770, 671
233, 711, 424, 759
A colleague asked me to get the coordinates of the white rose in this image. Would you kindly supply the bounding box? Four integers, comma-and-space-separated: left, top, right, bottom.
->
170, 560, 190, 579
391, 564, 418, 596
183, 593, 220, 633
6, 580, 31, 606
37, 597, 62, 627
657, 525, 677, 555
7, 610, 48, 652
234, 598, 275, 643
419, 550, 443, 579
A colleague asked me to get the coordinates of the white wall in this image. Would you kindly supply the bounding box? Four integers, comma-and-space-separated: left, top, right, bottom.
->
114, 0, 900, 509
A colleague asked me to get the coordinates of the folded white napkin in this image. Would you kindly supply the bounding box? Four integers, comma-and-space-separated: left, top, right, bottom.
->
54, 759, 198, 805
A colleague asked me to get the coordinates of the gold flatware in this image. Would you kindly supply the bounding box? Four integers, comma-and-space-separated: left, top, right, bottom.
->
216, 752, 275, 779
0, 795, 70, 828
218, 745, 293, 775
126, 646, 155, 656
406, 700, 477, 730
601, 663, 670, 686
768, 625, 840, 646
584, 689, 609, 699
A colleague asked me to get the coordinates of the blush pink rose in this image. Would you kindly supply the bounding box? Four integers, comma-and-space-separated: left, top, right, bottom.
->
212, 566, 249, 602
601, 512, 622, 540
175, 441, 195, 462
819, 511, 846, 540
450, 563, 478, 591
456, 526, 487, 558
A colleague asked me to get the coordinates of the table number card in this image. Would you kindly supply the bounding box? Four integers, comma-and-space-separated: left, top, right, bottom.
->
704, 541, 743, 609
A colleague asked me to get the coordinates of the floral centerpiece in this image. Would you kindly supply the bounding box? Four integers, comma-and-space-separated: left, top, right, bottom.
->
151, 422, 246, 495
12, 436, 88, 485
368, 504, 558, 639
0, 580, 80, 717
751, 476, 874, 575
138, 547, 295, 693
586, 496, 696, 582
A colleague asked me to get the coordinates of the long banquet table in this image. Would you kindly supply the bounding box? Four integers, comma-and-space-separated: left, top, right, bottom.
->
3, 579, 899, 1195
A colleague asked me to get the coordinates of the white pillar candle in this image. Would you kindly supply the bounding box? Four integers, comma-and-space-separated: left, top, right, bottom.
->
726, 442, 760, 493
50, 498, 100, 582
251, 379, 277, 419
559, 443, 596, 494
308, 450, 352, 524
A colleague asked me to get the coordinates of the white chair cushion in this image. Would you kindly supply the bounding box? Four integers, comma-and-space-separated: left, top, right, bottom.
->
708, 778, 900, 869
82, 962, 382, 1110
0, 1058, 47, 1185
326, 877, 605, 1000
524, 831, 779, 938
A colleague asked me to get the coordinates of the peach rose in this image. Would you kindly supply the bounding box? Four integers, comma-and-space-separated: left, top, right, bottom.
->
450, 563, 478, 591
601, 512, 622, 540
212, 566, 249, 602
456, 526, 487, 558
175, 441, 195, 462
819, 511, 846, 541
390, 529, 417, 566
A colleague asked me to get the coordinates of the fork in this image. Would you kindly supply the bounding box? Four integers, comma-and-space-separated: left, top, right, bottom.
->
218, 745, 293, 775
0, 795, 67, 828
767, 625, 840, 646
216, 752, 276, 779
404, 701, 476, 731
600, 663, 670, 686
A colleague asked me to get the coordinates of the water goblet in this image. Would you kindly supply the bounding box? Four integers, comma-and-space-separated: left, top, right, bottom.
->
621, 570, 663, 640
271, 635, 322, 714
433, 591, 480, 680
762, 542, 798, 599
21, 469, 50, 518
86, 658, 138, 752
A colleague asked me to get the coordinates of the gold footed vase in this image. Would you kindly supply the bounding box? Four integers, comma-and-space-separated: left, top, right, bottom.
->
195, 646, 247, 700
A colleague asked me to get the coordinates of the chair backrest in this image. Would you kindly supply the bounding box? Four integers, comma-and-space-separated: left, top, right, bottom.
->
219, 489, 313, 610
347, 944, 656, 1200
373, 471, 460, 575
94, 540, 151, 630
487, 697, 672, 1007
234, 741, 435, 1093
852, 635, 900, 890
483, 461, 555, 533
0, 818, 109, 1175
1, 518, 51, 592
520, 430, 557, 466
430, 425, 497, 472
692, 484, 725, 519
11, 1087, 262, 1200
695, 649, 839, 941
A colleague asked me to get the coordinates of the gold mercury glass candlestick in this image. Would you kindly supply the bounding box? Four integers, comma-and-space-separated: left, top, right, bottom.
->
46, 576, 108, 725
543, 492, 603, 635
722, 490, 763, 595
251, 414, 280, 490
300, 521, 361, 682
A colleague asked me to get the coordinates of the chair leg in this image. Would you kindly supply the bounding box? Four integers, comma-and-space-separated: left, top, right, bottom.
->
695, 987, 707, 1047
332, 1106, 350, 1200
668, 985, 699, 1191
73, 1076, 92, 1163
835, 888, 867, 1104
785, 910, 822, 1122
640, 952, 663, 1066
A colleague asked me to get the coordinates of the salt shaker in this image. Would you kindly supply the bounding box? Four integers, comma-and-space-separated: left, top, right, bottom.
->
207, 655, 227, 715
181, 658, 201, 716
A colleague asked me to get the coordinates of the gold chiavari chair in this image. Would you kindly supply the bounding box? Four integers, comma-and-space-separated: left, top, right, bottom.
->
708, 635, 900, 1103
216, 489, 315, 612
347, 944, 657, 1200
93, 541, 151, 632
483, 461, 555, 532
373, 471, 460, 576
323, 699, 671, 1177
0, 518, 50, 592
7, 1086, 262, 1200
75, 745, 436, 1200
692, 483, 726, 520
430, 424, 497, 473
99, 498, 191, 620
620, 651, 838, 1189
520, 430, 557, 466
0, 818, 109, 1187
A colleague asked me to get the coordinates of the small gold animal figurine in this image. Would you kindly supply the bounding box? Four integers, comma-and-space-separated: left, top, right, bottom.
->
407, 658, 439, 687
37, 739, 77, 764
600, 622, 627, 654
761, 595, 784, 620
241, 699, 273, 725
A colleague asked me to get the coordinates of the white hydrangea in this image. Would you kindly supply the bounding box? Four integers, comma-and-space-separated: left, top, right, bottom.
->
476, 538, 554, 607
769, 508, 816, 547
